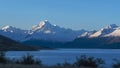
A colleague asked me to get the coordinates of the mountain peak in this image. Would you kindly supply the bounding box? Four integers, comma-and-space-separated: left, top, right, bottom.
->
44, 20, 48, 22
105, 24, 118, 29
90, 24, 119, 38
1, 25, 14, 31
32, 20, 54, 31
39, 20, 51, 26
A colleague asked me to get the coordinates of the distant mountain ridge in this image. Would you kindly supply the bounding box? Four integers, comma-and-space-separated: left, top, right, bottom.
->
68, 24, 120, 49
89, 24, 119, 38
0, 20, 86, 42
1, 20, 120, 49
1, 21, 120, 42
78, 24, 120, 38
23, 24, 120, 49
0, 25, 28, 41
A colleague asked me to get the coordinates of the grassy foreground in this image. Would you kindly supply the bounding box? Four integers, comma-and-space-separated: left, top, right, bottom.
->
0, 64, 99, 68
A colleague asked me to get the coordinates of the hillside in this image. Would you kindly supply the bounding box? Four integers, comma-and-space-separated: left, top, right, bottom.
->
0, 35, 39, 51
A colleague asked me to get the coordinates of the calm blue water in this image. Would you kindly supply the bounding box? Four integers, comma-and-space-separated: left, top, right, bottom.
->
6, 49, 120, 67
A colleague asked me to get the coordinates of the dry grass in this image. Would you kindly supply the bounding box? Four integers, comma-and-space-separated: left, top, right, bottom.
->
0, 64, 42, 68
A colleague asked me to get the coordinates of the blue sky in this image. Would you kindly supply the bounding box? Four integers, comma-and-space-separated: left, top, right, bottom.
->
0, 0, 120, 30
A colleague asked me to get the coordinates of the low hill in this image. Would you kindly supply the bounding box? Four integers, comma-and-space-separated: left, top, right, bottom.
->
0, 35, 39, 51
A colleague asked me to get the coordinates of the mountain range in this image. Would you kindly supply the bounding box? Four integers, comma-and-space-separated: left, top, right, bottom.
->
78, 24, 120, 38
0, 20, 86, 42
66, 24, 120, 49
1, 20, 120, 49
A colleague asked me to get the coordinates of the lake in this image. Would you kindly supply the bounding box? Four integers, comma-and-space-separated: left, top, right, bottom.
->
6, 49, 120, 67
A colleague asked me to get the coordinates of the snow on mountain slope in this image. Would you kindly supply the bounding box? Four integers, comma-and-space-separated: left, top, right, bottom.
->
105, 27, 120, 37
78, 31, 96, 38
26, 20, 86, 42
30, 20, 60, 34
89, 24, 119, 38
0, 25, 28, 41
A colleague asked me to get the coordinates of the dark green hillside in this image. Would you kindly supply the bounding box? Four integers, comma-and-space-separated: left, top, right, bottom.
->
0, 35, 39, 51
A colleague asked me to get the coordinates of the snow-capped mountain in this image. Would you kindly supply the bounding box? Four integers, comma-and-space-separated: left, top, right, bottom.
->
1, 20, 120, 43
78, 31, 96, 38
26, 20, 86, 42
76, 24, 120, 39
30, 20, 61, 34
89, 24, 119, 38
0, 20, 86, 42
69, 24, 120, 49
0, 25, 28, 41
105, 26, 120, 37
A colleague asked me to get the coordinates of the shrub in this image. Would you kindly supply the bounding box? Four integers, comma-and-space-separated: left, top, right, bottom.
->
15, 53, 41, 65
74, 55, 105, 68
63, 61, 73, 68
0, 51, 7, 64
21, 54, 34, 64
112, 59, 120, 68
